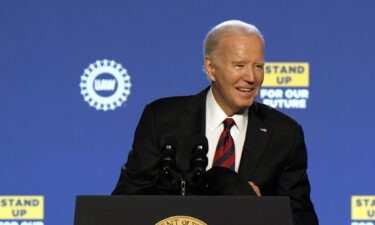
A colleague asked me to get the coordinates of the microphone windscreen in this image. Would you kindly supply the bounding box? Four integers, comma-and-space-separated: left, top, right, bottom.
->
192, 135, 208, 154
160, 133, 178, 149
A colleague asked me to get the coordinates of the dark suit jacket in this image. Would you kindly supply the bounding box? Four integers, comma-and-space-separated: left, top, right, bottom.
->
112, 87, 319, 225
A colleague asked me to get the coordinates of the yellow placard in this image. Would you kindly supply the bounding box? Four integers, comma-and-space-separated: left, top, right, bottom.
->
352, 195, 375, 220
0, 196, 44, 220
263, 62, 309, 87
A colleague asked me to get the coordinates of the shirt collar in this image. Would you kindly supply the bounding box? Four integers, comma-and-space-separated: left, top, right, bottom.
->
206, 87, 248, 131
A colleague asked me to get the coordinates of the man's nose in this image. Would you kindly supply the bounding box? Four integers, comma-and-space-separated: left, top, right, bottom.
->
243, 66, 255, 82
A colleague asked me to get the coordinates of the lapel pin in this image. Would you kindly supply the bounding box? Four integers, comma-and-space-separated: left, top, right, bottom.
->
260, 128, 267, 133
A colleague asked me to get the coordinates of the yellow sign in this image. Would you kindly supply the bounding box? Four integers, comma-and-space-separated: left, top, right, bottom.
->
0, 196, 44, 220
352, 195, 375, 220
263, 62, 309, 87
156, 215, 207, 225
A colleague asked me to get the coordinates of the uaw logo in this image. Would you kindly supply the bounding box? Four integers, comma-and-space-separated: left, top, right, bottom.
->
259, 62, 309, 109
0, 195, 44, 225
155, 215, 207, 225
351, 195, 375, 225
80, 59, 132, 111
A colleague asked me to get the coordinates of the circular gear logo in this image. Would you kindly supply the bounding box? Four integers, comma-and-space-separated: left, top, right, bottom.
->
80, 59, 132, 111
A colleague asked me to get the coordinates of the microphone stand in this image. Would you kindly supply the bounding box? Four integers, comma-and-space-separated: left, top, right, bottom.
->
179, 176, 187, 196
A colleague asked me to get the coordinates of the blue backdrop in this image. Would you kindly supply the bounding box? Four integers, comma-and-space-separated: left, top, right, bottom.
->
1, 0, 375, 224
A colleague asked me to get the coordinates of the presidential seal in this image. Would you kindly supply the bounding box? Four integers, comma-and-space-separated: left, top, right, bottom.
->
80, 59, 132, 111
155, 215, 207, 225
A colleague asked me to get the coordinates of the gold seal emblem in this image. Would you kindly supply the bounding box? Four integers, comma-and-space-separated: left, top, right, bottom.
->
155, 215, 207, 225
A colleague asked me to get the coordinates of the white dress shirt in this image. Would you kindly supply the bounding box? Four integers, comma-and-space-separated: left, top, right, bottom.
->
205, 88, 249, 172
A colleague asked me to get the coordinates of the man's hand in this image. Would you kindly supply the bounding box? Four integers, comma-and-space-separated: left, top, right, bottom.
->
248, 181, 261, 196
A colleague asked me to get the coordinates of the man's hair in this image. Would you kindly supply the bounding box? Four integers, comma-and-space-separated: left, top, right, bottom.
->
203, 20, 264, 57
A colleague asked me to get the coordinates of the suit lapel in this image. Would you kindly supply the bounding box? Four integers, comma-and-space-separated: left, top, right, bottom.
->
178, 88, 208, 170
181, 87, 209, 135
238, 103, 271, 178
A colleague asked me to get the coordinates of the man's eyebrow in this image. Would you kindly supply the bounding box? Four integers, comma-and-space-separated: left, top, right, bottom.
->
231, 61, 247, 64
231, 61, 265, 64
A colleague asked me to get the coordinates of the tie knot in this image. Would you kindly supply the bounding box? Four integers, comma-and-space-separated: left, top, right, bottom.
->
223, 118, 235, 129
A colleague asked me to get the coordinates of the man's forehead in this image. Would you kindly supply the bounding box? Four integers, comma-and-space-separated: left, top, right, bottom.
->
216, 35, 264, 53
213, 35, 264, 60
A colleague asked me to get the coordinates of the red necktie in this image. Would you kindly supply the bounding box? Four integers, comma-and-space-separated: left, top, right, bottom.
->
213, 118, 236, 170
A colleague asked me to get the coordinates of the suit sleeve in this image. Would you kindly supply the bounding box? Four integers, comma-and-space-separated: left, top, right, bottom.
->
276, 125, 319, 225
112, 104, 160, 195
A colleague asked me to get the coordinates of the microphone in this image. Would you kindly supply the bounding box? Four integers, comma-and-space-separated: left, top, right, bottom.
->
191, 135, 209, 182
160, 133, 177, 178
159, 133, 187, 196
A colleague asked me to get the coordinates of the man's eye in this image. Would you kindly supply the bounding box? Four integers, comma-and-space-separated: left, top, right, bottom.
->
255, 64, 264, 69
234, 64, 244, 68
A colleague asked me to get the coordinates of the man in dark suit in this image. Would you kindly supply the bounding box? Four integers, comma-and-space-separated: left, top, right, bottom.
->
112, 20, 318, 225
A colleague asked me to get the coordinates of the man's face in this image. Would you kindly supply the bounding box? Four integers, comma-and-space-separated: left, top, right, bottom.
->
205, 34, 264, 116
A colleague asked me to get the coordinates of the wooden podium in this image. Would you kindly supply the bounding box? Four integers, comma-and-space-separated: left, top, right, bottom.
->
74, 196, 293, 225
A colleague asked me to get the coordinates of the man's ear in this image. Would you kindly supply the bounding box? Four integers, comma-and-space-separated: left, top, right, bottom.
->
204, 56, 216, 82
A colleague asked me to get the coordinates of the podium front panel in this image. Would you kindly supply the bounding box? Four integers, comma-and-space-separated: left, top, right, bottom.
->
74, 195, 292, 225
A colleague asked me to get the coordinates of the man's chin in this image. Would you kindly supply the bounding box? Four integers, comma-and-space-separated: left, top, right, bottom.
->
239, 99, 255, 108
234, 103, 254, 114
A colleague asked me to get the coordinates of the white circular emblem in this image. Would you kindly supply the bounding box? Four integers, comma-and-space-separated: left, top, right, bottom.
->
80, 59, 132, 111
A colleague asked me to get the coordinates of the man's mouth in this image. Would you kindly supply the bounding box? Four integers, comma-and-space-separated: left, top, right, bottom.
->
236, 87, 253, 93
